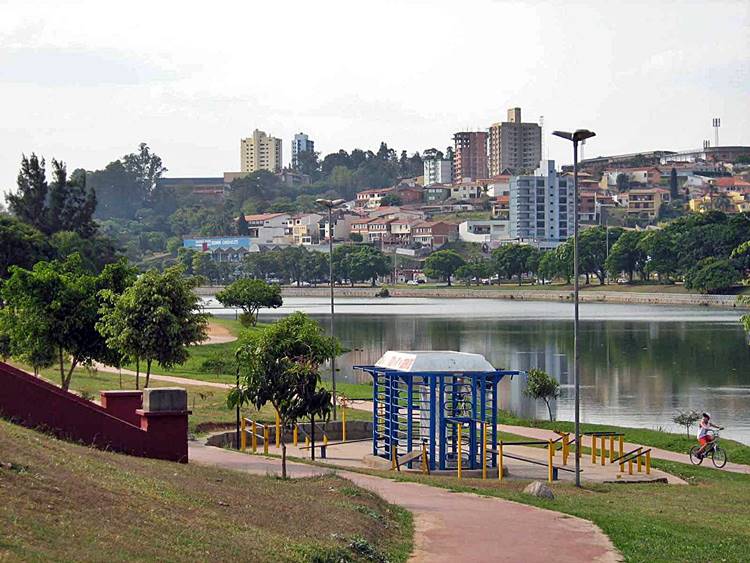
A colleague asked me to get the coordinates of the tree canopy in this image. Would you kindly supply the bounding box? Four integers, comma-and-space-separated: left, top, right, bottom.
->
424, 249, 465, 286
215, 279, 283, 326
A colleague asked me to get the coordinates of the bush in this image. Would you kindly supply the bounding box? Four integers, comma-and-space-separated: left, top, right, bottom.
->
199, 354, 232, 375
375, 288, 390, 298
684, 257, 740, 294
673, 410, 701, 438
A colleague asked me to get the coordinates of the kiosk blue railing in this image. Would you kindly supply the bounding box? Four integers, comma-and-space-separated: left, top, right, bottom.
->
355, 351, 522, 472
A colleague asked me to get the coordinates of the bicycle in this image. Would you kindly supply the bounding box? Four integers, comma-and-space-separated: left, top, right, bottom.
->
689, 430, 727, 468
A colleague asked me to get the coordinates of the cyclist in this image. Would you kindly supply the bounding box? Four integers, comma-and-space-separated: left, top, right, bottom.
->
695, 412, 723, 458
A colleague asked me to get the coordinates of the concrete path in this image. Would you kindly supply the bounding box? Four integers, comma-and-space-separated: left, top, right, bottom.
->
189, 441, 621, 563
350, 400, 750, 476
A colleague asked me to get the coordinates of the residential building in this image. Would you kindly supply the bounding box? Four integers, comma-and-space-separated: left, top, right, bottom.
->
424, 185, 451, 203
155, 177, 225, 203
278, 169, 311, 186
449, 182, 482, 201
240, 129, 282, 173
423, 148, 453, 185
580, 150, 675, 169
389, 220, 412, 245
319, 211, 358, 241
601, 167, 662, 189
367, 206, 425, 222
356, 187, 394, 208
411, 221, 458, 248
366, 217, 395, 243
241, 212, 290, 244
286, 213, 323, 245
350, 217, 374, 238
486, 175, 511, 197
624, 188, 671, 219
509, 160, 574, 247
291, 132, 314, 169
660, 146, 750, 165
458, 220, 510, 244
453, 131, 488, 181
488, 107, 542, 175
491, 195, 510, 220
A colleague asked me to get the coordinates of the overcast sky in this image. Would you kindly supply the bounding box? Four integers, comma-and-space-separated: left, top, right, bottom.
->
1, 0, 748, 194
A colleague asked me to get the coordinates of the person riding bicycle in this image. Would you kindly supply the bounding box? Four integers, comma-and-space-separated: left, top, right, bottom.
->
696, 412, 723, 458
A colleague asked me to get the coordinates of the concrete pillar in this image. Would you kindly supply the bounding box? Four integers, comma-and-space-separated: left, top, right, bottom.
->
137, 388, 191, 463
100, 390, 143, 426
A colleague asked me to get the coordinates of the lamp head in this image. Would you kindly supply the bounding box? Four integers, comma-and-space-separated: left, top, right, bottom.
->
552, 130, 573, 141
553, 129, 596, 143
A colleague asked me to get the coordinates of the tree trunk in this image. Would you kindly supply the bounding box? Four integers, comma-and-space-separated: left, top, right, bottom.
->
310, 415, 315, 461
447, 276, 451, 287
64, 358, 78, 391
59, 346, 67, 390
145, 358, 152, 388
545, 399, 554, 422
281, 439, 287, 479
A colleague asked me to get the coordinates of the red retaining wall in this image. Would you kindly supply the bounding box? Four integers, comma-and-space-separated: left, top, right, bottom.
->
0, 362, 189, 462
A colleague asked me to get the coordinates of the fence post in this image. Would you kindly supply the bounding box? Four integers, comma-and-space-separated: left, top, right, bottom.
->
628, 458, 633, 475
275, 411, 281, 448
251, 421, 257, 453
421, 441, 428, 474
591, 435, 597, 464
498, 440, 504, 481
263, 426, 269, 455
619, 435, 624, 460
342, 406, 347, 442
548, 439, 554, 483
391, 443, 397, 470
240, 417, 247, 452
601, 438, 606, 466
637, 448, 643, 473
293, 425, 298, 447
646, 450, 651, 475
457, 424, 463, 479
562, 433, 568, 466
609, 434, 615, 462
482, 423, 487, 480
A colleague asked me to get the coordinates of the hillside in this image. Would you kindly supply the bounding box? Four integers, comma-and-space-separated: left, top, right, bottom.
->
0, 419, 411, 562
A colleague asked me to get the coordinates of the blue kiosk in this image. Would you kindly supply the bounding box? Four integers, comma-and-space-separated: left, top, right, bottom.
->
355, 351, 522, 472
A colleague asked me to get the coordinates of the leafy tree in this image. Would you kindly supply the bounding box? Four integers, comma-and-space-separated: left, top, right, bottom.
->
615, 173, 630, 192
424, 249, 465, 286
576, 226, 623, 285
0, 255, 129, 389
97, 266, 208, 388
638, 229, 679, 281
122, 142, 167, 202
673, 410, 701, 438
295, 150, 321, 180
455, 261, 490, 286
349, 232, 363, 242
491, 244, 540, 285
684, 257, 740, 294
50, 231, 118, 273
6, 154, 48, 233
605, 230, 646, 282
523, 368, 560, 421
537, 251, 560, 284
669, 167, 679, 200
47, 160, 98, 237
380, 193, 402, 207
192, 252, 218, 283
0, 216, 50, 278
348, 245, 390, 287
215, 279, 282, 326
237, 213, 249, 235
88, 160, 141, 219
243, 251, 280, 280
229, 312, 338, 478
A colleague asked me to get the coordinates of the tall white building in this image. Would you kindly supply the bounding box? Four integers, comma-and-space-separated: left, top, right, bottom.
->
291, 132, 314, 169
423, 148, 453, 185
509, 160, 573, 248
240, 129, 282, 173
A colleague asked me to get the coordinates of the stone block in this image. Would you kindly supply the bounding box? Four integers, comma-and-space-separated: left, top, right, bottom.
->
142, 387, 187, 413
523, 480, 555, 499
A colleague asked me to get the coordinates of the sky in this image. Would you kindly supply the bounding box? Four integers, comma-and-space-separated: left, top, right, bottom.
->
1, 0, 748, 195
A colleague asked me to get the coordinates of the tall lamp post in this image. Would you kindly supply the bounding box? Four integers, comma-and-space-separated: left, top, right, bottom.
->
316, 198, 346, 420
552, 129, 596, 488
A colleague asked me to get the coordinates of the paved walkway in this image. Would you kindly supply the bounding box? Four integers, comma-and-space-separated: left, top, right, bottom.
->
190, 442, 621, 563
350, 400, 750, 476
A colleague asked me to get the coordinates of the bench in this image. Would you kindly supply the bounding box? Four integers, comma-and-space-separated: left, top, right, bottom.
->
488, 449, 578, 481
395, 449, 430, 474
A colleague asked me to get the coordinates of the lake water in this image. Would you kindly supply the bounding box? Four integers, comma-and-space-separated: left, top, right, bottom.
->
210, 296, 750, 444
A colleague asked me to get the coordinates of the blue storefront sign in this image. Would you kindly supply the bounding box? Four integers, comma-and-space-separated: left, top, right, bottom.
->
183, 237, 253, 251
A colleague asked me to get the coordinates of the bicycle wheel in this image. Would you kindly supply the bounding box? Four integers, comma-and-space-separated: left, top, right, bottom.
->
711, 447, 727, 468
689, 446, 704, 465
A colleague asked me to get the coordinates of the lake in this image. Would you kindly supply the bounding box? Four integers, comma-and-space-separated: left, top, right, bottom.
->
210, 296, 750, 444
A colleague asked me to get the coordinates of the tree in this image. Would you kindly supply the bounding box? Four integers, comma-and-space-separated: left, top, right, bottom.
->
537, 251, 560, 284
684, 257, 740, 294
491, 244, 540, 285
6, 154, 49, 233
0, 216, 50, 278
49, 231, 118, 273
237, 213, 249, 235
98, 266, 208, 388
605, 230, 646, 282
638, 229, 679, 282
523, 369, 560, 421
229, 312, 338, 478
122, 142, 167, 203
380, 193, 402, 207
615, 173, 630, 192
349, 232, 363, 242
669, 167, 679, 200
673, 410, 701, 438
192, 252, 218, 283
455, 261, 490, 286
424, 249, 465, 286
0, 255, 130, 389
215, 279, 282, 326
47, 160, 98, 237
348, 245, 391, 286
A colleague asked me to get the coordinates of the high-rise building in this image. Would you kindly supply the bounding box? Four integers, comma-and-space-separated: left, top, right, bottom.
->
509, 160, 573, 247
453, 131, 488, 181
240, 129, 282, 173
291, 132, 314, 169
422, 148, 453, 185
488, 108, 541, 175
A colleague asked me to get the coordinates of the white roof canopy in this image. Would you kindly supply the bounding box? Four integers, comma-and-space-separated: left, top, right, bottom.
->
374, 351, 495, 373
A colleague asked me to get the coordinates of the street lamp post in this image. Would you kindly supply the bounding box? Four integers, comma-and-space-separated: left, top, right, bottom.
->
316, 198, 346, 420
552, 129, 596, 488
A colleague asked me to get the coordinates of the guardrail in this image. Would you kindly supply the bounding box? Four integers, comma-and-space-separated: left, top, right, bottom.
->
611, 446, 652, 475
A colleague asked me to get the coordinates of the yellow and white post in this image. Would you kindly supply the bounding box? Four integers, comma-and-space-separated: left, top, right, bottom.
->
240, 418, 247, 452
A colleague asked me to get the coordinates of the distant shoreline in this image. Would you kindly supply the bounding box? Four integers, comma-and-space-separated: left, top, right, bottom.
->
197, 285, 748, 309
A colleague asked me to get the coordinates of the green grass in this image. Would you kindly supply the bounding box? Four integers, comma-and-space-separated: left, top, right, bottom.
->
0, 419, 412, 562
499, 410, 750, 466
339, 459, 750, 562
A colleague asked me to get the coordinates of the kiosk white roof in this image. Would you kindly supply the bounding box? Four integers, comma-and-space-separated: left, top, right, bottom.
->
374, 351, 495, 373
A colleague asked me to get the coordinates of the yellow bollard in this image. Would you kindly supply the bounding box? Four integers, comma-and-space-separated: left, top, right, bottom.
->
482, 423, 487, 480
637, 448, 643, 473
391, 444, 397, 470
628, 458, 633, 475
457, 424, 463, 479
498, 441, 504, 481
240, 417, 247, 452
305, 435, 310, 446
342, 407, 347, 442
601, 438, 606, 466
609, 435, 615, 462
619, 436, 624, 460
275, 411, 281, 448
562, 433, 569, 466
293, 425, 298, 447
251, 421, 257, 453
263, 426, 269, 455
323, 434, 329, 446
591, 435, 597, 464
646, 450, 651, 475
619, 460, 624, 473
548, 439, 554, 483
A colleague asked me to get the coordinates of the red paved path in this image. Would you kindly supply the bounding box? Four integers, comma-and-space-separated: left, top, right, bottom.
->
190, 442, 621, 562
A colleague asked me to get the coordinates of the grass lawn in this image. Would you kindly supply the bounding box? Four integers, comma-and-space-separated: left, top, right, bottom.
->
341, 459, 750, 563
0, 419, 412, 562
499, 410, 750, 466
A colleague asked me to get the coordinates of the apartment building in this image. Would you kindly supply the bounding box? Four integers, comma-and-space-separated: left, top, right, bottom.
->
458, 220, 510, 244
241, 212, 290, 244
453, 131, 488, 181
488, 108, 542, 175
509, 160, 574, 247
423, 148, 453, 185
286, 213, 323, 245
291, 132, 314, 169
240, 129, 283, 173
623, 188, 670, 219
356, 187, 394, 208
412, 221, 458, 248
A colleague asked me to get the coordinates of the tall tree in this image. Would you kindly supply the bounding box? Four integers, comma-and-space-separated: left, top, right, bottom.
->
669, 167, 679, 199
605, 230, 646, 282
6, 154, 48, 233
47, 160, 98, 237
348, 245, 391, 287
424, 249, 465, 286
0, 216, 50, 279
215, 279, 283, 326
122, 142, 167, 203
97, 266, 208, 388
237, 213, 250, 235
